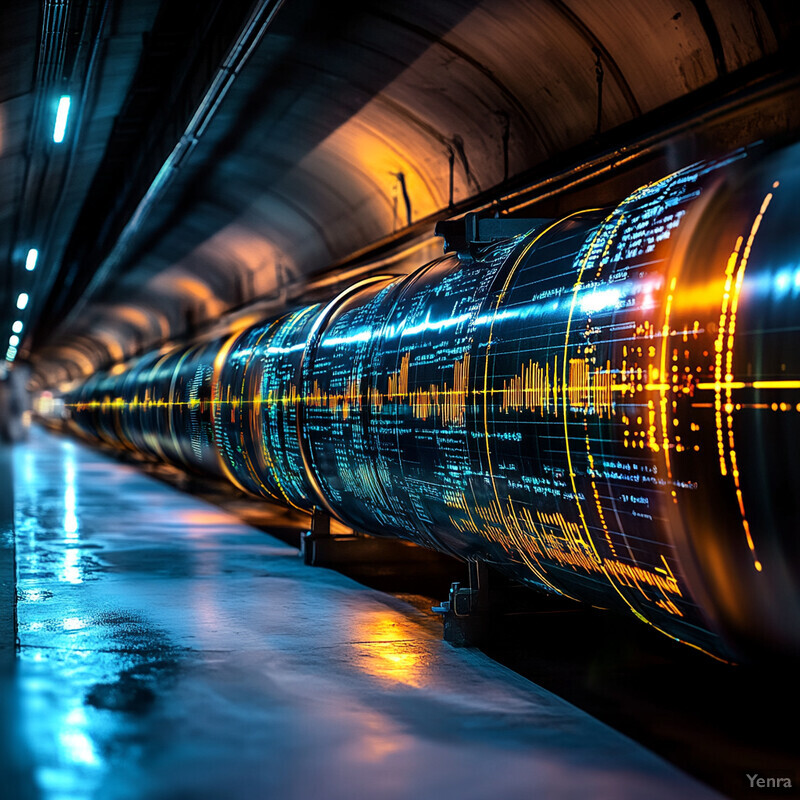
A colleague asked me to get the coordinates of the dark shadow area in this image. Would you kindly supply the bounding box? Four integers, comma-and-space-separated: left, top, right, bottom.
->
484, 590, 800, 800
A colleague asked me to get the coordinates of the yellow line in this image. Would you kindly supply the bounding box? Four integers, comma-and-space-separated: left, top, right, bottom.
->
696, 381, 745, 390
644, 383, 671, 391
696, 380, 800, 391
752, 380, 800, 389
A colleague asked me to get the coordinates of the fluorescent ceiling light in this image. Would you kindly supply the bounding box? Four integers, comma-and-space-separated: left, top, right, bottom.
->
16, 293, 29, 310
25, 248, 38, 271
11, 321, 23, 334
53, 95, 71, 143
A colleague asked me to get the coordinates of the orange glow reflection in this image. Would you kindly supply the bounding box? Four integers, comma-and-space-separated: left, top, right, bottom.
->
152, 273, 225, 317
348, 709, 407, 764
309, 116, 443, 231
349, 609, 429, 689
175, 509, 237, 528
57, 347, 96, 376
112, 305, 171, 339
91, 328, 125, 362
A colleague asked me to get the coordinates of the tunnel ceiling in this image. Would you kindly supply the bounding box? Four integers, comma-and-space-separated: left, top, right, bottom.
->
0, 0, 797, 388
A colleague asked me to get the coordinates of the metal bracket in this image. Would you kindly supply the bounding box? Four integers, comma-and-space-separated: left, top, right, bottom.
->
300, 508, 449, 576
432, 561, 490, 646
300, 506, 334, 566
434, 212, 547, 262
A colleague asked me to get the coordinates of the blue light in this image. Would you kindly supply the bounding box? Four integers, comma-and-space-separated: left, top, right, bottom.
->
16, 292, 29, 310
775, 271, 791, 294
53, 96, 71, 143
25, 248, 38, 271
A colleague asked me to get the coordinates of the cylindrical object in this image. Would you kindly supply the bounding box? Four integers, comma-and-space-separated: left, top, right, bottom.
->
65, 143, 800, 661
214, 304, 324, 507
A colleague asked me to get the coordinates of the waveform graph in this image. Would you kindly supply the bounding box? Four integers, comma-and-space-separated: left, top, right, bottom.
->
301, 276, 405, 531
259, 304, 326, 509
369, 250, 519, 555
61, 142, 800, 662
173, 337, 233, 478
213, 305, 323, 509
214, 323, 281, 500
474, 159, 762, 657
140, 347, 188, 467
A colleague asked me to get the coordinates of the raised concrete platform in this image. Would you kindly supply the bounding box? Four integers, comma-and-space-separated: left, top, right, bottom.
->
8, 427, 721, 799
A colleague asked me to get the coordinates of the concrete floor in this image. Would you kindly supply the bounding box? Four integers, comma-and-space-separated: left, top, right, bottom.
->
1, 427, 723, 799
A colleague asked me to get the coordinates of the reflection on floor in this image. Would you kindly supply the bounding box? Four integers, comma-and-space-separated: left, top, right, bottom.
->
8, 427, 721, 799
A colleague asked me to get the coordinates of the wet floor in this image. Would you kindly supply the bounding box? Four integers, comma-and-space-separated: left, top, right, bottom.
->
3, 427, 723, 799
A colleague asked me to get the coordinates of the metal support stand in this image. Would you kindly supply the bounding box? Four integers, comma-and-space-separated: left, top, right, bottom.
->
300, 506, 333, 566
300, 508, 459, 581
432, 561, 490, 647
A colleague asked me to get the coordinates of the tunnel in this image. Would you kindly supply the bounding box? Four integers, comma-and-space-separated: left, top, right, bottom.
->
1, 1, 799, 798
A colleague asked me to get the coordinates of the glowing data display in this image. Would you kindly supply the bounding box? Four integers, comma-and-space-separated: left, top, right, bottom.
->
215, 305, 323, 507
66, 143, 800, 660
